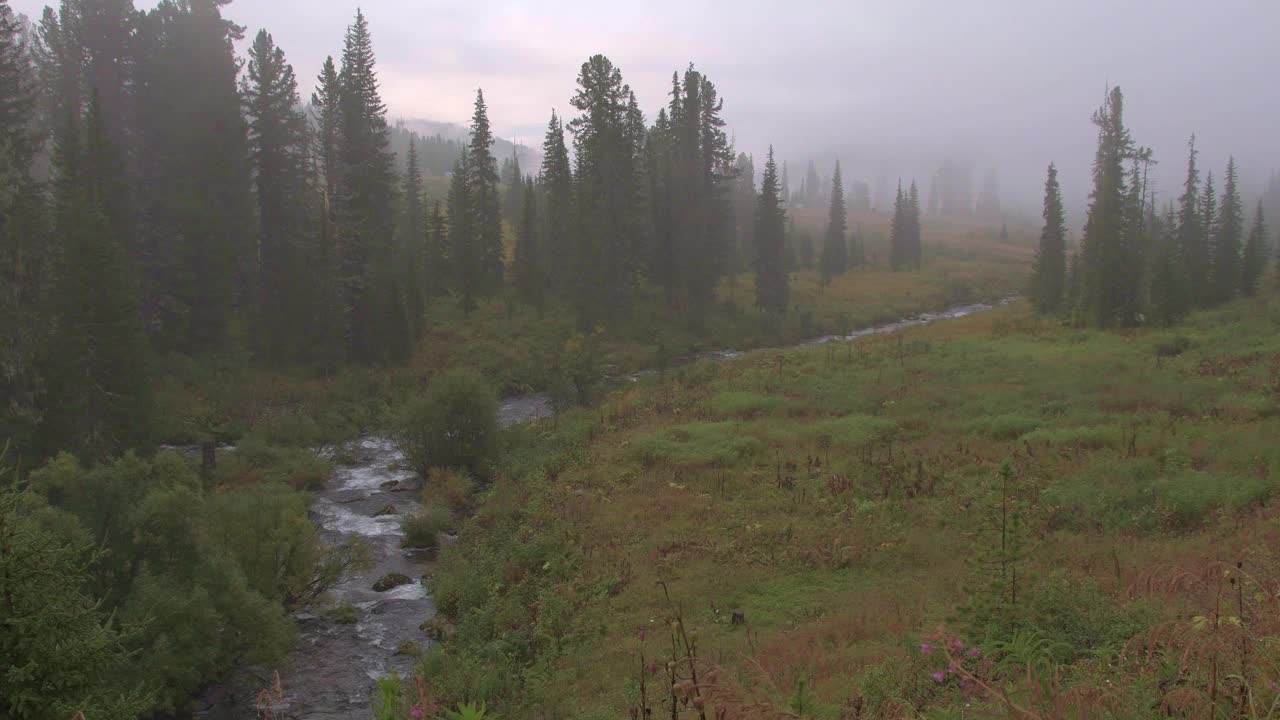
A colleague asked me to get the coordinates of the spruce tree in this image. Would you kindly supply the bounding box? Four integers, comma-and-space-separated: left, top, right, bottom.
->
425, 199, 447, 298
1079, 87, 1139, 327
539, 110, 573, 298
754, 147, 787, 313
1148, 203, 1191, 325
1211, 156, 1243, 304
908, 180, 922, 269
311, 56, 342, 202
805, 160, 821, 208
889, 182, 908, 271
1029, 163, 1067, 313
243, 29, 311, 363
1176, 136, 1209, 307
568, 54, 645, 327
503, 148, 523, 228
1241, 201, 1267, 297
1200, 171, 1218, 305
731, 152, 756, 275
467, 89, 504, 294
820, 160, 848, 284
41, 97, 152, 460
401, 135, 426, 337
514, 176, 543, 307
335, 9, 402, 362
446, 148, 478, 313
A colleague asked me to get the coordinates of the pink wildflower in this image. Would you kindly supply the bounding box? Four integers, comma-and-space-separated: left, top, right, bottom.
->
410, 706, 424, 719
932, 671, 946, 683
967, 647, 981, 659
919, 642, 932, 655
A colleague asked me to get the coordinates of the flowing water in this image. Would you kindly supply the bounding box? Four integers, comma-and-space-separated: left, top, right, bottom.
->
205, 298, 1009, 719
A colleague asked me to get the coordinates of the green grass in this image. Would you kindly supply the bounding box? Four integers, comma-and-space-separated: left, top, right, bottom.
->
420, 289, 1280, 719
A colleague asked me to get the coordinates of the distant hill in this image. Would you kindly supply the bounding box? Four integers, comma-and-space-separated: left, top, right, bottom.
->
390, 117, 542, 178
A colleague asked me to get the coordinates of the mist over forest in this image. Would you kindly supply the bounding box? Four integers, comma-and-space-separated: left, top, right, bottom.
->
3, 1, 1280, 719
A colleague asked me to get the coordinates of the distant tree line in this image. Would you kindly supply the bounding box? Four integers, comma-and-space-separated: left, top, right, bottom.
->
0, 0, 814, 465
1029, 88, 1273, 326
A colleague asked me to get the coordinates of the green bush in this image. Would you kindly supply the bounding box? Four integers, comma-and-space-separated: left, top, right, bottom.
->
398, 369, 499, 478
969, 413, 1041, 440
402, 503, 452, 549
711, 390, 782, 418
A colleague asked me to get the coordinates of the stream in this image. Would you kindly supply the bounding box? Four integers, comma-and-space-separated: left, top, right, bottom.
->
205, 298, 1009, 719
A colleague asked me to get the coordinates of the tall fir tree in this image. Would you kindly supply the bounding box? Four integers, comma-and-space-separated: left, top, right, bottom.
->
1199, 171, 1218, 305
1211, 156, 1243, 304
890, 182, 908, 271
132, 0, 254, 352
514, 176, 543, 307
335, 10, 404, 363
730, 152, 756, 274
907, 180, 922, 269
446, 148, 479, 313
754, 147, 788, 313
242, 29, 312, 363
41, 96, 152, 460
1241, 201, 1267, 297
820, 160, 848, 285
467, 89, 504, 295
311, 56, 342, 202
502, 148, 523, 227
568, 54, 645, 327
1030, 163, 1067, 313
424, 199, 448, 298
539, 110, 573, 298
1148, 203, 1191, 325
1176, 136, 1210, 307
400, 135, 426, 337
1079, 87, 1141, 327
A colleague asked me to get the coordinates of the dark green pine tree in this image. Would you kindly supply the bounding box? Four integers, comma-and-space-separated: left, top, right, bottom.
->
1240, 201, 1267, 297
675, 67, 732, 324
0, 0, 50, 461
1199, 171, 1218, 305
424, 199, 448, 298
132, 0, 254, 353
311, 56, 342, 202
889, 182, 908, 271
648, 82, 679, 306
1148, 203, 1191, 326
446, 148, 479, 313
242, 29, 312, 364
1211, 156, 1243, 304
907, 180, 923, 269
1029, 163, 1067, 313
1176, 136, 1210, 307
466, 89, 504, 295
41, 97, 152, 461
1079, 87, 1140, 327
569, 54, 645, 327
335, 9, 403, 363
514, 176, 543, 308
820, 160, 849, 285
400, 135, 426, 338
754, 146, 788, 313
539, 110, 573, 298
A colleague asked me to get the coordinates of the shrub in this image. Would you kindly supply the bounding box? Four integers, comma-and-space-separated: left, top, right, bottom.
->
402, 503, 452, 549
422, 468, 476, 517
631, 422, 763, 467
398, 369, 499, 478
711, 390, 782, 418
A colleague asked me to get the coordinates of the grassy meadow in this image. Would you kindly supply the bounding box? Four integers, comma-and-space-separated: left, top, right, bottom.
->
419, 288, 1280, 719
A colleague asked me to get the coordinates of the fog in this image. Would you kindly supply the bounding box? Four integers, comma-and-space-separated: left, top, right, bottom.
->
13, 0, 1280, 220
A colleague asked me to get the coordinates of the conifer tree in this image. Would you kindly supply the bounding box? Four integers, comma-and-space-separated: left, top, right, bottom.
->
425, 199, 447, 298
804, 160, 821, 208
754, 147, 787, 313
1176, 136, 1209, 307
446, 148, 478, 313
1200, 171, 1218, 305
311, 56, 342, 202
907, 180, 922, 269
1079, 87, 1140, 327
820, 160, 848, 284
1211, 156, 1243, 304
731, 152, 756, 274
568, 54, 645, 327
1148, 203, 1191, 325
1241, 202, 1267, 297
1030, 163, 1067, 313
41, 97, 152, 460
889, 182, 908, 271
243, 29, 312, 363
467, 89, 504, 294
514, 176, 543, 307
335, 9, 403, 362
503, 148, 523, 227
401, 135, 426, 337
132, 0, 254, 352
780, 161, 790, 208
539, 110, 573, 297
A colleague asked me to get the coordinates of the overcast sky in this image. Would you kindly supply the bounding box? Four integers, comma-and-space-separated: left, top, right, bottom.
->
12, 0, 1280, 217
